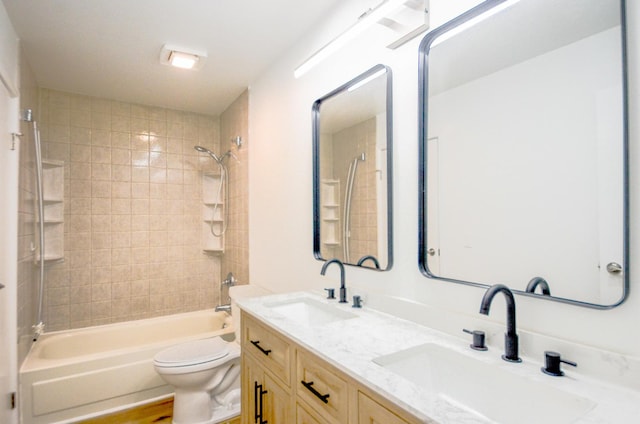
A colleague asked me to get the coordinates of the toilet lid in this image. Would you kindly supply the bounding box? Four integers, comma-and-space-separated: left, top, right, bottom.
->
154, 337, 230, 366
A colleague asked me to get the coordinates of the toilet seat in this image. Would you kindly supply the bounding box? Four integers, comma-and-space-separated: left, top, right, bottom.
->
154, 337, 231, 368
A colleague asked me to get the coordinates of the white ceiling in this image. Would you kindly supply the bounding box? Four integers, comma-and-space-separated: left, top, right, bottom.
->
2, 0, 343, 115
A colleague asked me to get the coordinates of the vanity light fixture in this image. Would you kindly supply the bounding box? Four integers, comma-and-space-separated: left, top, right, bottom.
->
159, 45, 207, 70
294, 0, 427, 78
430, 0, 521, 48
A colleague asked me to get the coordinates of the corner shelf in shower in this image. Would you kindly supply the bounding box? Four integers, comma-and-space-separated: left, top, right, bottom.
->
34, 159, 65, 264
201, 172, 225, 254
320, 179, 341, 253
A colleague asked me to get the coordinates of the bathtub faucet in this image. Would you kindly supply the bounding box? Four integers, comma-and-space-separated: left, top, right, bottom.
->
215, 304, 231, 313
215, 272, 237, 312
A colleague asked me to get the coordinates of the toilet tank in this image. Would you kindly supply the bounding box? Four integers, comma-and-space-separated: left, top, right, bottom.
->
229, 285, 271, 342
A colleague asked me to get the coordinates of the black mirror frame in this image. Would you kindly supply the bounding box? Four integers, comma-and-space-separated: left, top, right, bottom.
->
417, 0, 629, 308
313, 64, 394, 271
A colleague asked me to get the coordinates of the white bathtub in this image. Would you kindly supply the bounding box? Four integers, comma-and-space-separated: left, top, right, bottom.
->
20, 310, 234, 424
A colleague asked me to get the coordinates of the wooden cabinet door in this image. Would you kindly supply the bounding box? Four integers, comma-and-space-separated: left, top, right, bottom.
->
241, 354, 263, 424
263, 373, 294, 424
296, 402, 330, 424
358, 392, 411, 424
242, 353, 293, 424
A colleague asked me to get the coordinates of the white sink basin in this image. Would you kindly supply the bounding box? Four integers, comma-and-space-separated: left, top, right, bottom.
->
373, 343, 595, 424
265, 297, 356, 326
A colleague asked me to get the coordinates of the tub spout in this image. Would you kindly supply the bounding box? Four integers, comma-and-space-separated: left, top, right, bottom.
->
215, 304, 231, 313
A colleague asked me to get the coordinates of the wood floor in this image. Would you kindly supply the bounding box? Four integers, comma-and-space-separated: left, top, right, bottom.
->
77, 398, 240, 424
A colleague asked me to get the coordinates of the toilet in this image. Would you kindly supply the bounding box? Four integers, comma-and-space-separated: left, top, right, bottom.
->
153, 284, 270, 424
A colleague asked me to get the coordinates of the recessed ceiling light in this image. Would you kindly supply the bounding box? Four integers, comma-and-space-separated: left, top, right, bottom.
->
159, 45, 206, 70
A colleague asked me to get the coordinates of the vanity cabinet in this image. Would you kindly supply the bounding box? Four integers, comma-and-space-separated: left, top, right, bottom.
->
242, 353, 294, 424
241, 313, 294, 424
241, 311, 420, 424
296, 349, 349, 424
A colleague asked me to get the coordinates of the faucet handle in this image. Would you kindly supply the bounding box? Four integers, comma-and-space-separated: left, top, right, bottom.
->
352, 295, 363, 308
463, 329, 488, 351
541, 351, 577, 376
324, 288, 335, 299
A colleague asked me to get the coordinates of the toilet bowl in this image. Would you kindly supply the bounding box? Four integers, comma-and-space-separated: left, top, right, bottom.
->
154, 337, 241, 424
153, 284, 271, 424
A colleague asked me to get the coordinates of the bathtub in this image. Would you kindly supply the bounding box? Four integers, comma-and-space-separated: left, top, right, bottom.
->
20, 310, 234, 424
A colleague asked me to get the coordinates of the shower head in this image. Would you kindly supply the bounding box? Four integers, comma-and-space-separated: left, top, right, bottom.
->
194, 145, 221, 163
21, 109, 33, 122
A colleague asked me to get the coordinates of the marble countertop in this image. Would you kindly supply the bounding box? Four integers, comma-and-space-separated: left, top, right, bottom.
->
237, 290, 640, 423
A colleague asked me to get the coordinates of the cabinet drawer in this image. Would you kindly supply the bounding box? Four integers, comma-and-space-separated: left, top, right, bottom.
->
242, 312, 291, 386
357, 392, 413, 424
296, 349, 348, 424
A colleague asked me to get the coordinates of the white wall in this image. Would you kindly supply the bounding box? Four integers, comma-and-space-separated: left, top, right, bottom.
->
249, 0, 640, 367
0, 2, 20, 423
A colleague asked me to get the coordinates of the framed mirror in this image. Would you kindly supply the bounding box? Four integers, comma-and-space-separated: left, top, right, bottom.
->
418, 0, 628, 307
313, 64, 393, 271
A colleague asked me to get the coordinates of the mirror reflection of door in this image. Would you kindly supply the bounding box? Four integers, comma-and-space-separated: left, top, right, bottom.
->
420, 0, 627, 306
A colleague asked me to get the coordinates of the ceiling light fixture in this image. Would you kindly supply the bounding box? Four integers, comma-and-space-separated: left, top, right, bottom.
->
294, 0, 429, 78
160, 45, 207, 70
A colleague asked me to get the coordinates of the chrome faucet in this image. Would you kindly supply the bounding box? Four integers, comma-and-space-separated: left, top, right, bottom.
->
479, 284, 521, 363
215, 272, 236, 312
321, 259, 347, 303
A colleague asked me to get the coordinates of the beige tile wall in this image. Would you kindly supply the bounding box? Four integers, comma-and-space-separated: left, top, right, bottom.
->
328, 117, 378, 263
220, 90, 249, 289
37, 89, 235, 330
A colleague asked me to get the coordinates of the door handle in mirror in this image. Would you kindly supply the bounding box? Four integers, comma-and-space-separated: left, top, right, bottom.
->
606, 262, 622, 274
